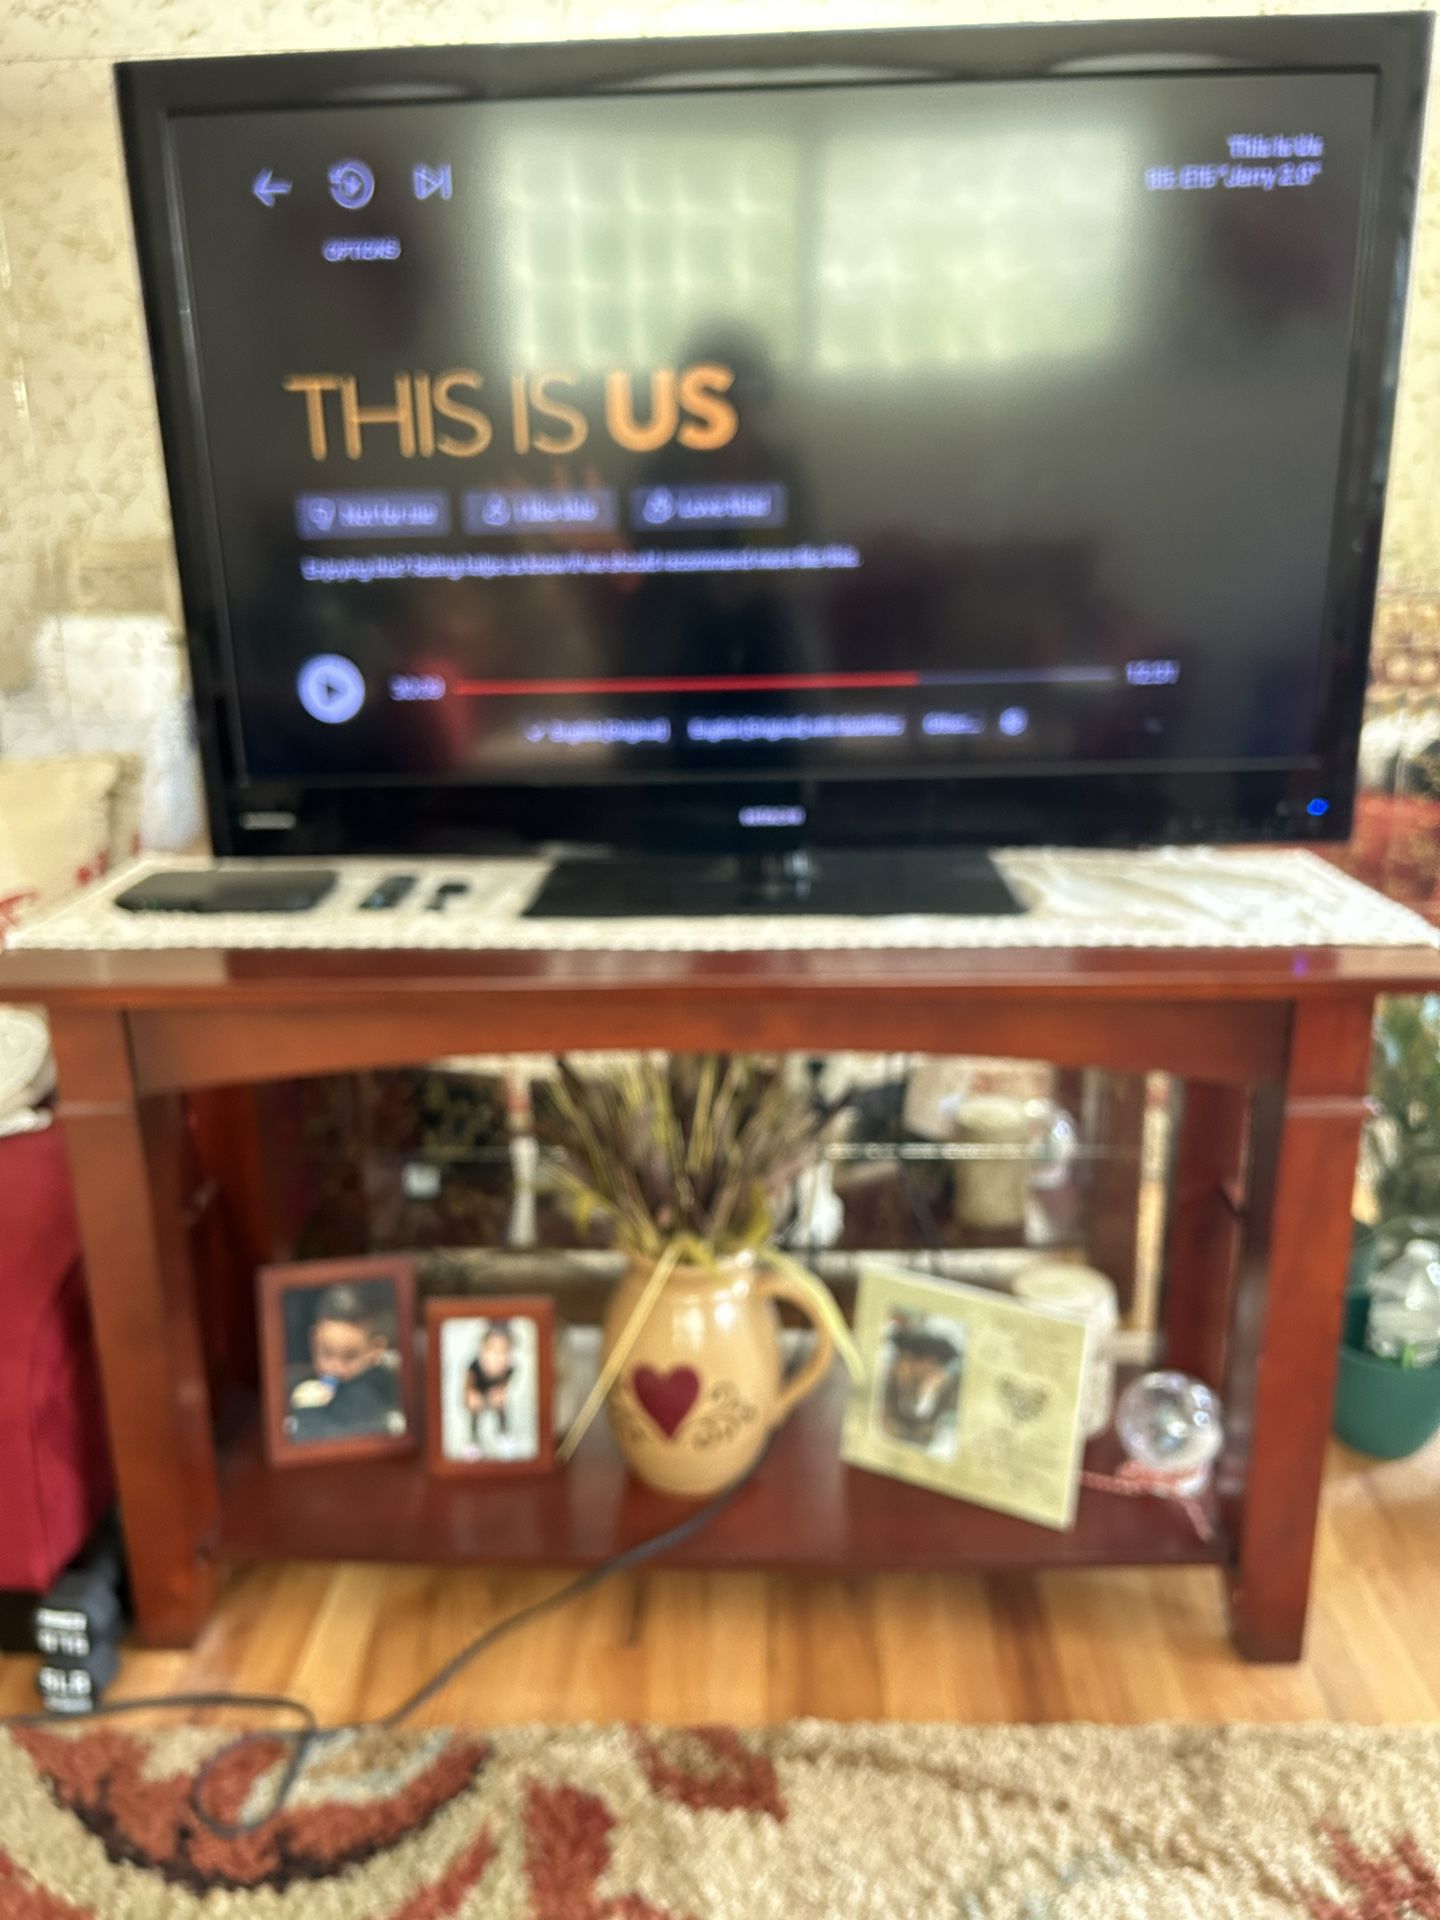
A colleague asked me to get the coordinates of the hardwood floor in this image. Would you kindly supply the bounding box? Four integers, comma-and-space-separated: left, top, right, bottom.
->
3, 1438, 1438, 1728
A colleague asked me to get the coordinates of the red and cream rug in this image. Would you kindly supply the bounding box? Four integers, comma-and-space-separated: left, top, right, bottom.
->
2, 1720, 1439, 1917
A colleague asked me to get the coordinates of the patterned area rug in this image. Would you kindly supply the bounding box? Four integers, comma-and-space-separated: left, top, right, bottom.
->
2, 1720, 1439, 1917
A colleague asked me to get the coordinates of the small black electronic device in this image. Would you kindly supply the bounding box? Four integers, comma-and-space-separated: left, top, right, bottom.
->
15, 1515, 129, 1709
425, 880, 472, 911
358, 873, 418, 910
32, 1567, 124, 1662
37, 1643, 121, 1715
115, 869, 337, 914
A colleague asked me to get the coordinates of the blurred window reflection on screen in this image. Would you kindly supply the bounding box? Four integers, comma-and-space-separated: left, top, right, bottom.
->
493, 93, 1133, 379
816, 122, 1133, 372
496, 130, 802, 370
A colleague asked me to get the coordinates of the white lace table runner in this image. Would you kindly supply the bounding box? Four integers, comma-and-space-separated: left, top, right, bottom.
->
10, 848, 1438, 953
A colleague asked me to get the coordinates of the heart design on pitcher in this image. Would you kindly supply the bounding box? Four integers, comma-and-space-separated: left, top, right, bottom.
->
633, 1364, 701, 1438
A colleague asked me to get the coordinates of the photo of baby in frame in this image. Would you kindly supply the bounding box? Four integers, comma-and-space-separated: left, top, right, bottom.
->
426, 1297, 556, 1477
259, 1257, 417, 1466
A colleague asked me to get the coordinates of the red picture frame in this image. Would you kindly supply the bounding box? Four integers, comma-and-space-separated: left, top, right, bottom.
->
425, 1296, 557, 1478
259, 1257, 418, 1467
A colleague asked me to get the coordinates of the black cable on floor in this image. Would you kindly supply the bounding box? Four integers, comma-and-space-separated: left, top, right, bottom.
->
1, 1446, 768, 1839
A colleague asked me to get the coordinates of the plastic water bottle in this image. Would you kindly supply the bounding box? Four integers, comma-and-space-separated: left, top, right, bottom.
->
1366, 1239, 1440, 1370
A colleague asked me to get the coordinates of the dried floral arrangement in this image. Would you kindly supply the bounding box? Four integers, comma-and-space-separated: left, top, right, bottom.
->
542, 1054, 837, 1261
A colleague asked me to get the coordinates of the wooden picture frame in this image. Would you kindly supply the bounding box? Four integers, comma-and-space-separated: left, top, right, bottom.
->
259, 1256, 418, 1467
425, 1297, 557, 1478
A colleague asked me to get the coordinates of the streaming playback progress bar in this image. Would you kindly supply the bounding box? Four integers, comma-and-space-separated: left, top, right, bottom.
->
449, 667, 1124, 698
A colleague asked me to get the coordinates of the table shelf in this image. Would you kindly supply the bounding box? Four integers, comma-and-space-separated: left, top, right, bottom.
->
216, 1366, 1224, 1577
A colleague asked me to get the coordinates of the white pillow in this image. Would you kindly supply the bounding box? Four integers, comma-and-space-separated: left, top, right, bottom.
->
0, 753, 131, 937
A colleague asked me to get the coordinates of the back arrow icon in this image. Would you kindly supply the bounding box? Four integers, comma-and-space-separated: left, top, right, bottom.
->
253, 168, 292, 208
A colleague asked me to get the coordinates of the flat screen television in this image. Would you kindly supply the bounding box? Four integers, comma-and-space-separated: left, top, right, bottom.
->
119, 15, 1430, 913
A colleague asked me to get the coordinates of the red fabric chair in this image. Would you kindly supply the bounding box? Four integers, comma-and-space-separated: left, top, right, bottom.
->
0, 1127, 114, 1591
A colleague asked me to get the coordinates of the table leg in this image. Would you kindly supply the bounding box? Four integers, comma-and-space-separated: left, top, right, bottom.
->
51, 1010, 220, 1647
1221, 999, 1374, 1662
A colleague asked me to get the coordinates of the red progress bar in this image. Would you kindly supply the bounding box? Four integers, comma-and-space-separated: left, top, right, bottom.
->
451, 671, 921, 696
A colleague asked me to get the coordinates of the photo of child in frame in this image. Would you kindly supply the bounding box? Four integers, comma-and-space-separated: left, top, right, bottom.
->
872, 1311, 967, 1462
427, 1298, 555, 1476
260, 1259, 417, 1465
450, 1316, 536, 1462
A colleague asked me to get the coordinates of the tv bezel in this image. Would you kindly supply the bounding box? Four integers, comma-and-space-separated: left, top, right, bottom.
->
117, 13, 1432, 860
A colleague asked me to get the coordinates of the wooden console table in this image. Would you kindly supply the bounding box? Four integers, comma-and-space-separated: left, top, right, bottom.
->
4, 936, 1439, 1660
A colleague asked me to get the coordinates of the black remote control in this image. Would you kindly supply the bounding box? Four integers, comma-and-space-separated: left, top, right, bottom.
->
358, 874, 418, 910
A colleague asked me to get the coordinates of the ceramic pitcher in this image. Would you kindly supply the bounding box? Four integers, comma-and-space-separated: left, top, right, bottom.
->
602, 1255, 837, 1496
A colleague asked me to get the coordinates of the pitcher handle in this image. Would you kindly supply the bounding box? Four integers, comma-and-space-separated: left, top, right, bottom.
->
752, 1268, 839, 1428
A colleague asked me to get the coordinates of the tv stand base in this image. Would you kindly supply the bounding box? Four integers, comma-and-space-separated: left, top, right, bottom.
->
525, 848, 1026, 918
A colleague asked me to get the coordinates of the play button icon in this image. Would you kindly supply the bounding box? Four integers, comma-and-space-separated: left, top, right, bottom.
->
297, 653, 365, 724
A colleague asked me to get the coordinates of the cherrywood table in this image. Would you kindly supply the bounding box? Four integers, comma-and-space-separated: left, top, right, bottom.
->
5, 936, 1439, 1659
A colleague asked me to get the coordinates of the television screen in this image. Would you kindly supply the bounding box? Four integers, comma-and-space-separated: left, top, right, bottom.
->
120, 21, 1428, 859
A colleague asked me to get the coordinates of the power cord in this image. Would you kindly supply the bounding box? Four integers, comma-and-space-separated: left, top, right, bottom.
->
2, 1445, 769, 1839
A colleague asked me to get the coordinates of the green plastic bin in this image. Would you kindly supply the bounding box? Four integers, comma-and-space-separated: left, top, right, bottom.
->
1333, 1285, 1440, 1460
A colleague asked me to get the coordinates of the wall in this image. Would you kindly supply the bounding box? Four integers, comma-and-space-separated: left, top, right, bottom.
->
0, 0, 1436, 700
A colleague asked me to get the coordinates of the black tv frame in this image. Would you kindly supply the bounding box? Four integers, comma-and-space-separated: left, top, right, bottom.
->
117, 14, 1432, 863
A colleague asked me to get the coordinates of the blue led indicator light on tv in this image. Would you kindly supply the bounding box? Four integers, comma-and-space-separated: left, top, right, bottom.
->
1307, 797, 1330, 817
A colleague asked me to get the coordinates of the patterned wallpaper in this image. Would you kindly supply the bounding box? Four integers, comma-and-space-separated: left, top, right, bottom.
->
0, 0, 1436, 699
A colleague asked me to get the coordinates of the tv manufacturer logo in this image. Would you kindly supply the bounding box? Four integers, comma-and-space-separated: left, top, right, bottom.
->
739, 806, 806, 828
